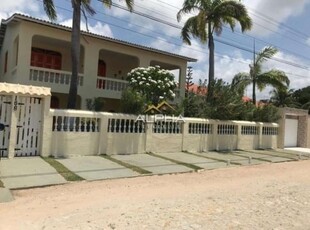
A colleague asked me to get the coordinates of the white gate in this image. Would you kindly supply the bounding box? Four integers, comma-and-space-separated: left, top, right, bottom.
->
0, 95, 12, 157
284, 118, 298, 147
15, 96, 43, 157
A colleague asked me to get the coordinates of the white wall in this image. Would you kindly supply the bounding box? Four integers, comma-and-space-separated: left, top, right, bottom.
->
45, 110, 279, 157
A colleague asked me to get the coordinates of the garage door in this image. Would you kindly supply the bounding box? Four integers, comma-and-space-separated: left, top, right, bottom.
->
284, 118, 298, 147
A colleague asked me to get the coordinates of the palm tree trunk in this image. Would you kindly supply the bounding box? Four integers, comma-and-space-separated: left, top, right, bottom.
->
252, 79, 256, 105
207, 23, 214, 102
67, 0, 81, 109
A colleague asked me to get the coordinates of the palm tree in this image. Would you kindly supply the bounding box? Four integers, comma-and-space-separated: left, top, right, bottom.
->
177, 0, 252, 102
232, 46, 290, 105
43, 0, 134, 109
270, 88, 300, 108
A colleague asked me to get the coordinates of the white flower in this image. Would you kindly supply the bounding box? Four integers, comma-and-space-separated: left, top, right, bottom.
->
171, 93, 176, 98
159, 96, 164, 99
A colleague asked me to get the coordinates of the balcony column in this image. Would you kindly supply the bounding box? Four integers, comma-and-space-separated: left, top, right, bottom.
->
16, 27, 33, 84
79, 43, 98, 110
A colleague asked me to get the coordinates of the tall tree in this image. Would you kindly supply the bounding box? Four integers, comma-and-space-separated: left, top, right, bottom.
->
185, 66, 194, 97
270, 88, 299, 108
293, 86, 310, 113
177, 0, 252, 102
43, 0, 134, 109
232, 46, 290, 105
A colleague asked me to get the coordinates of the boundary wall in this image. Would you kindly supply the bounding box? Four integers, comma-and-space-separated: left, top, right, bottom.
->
42, 110, 279, 157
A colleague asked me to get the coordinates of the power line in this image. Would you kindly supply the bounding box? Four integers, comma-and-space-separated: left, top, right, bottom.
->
106, 1, 310, 71
35, 0, 310, 79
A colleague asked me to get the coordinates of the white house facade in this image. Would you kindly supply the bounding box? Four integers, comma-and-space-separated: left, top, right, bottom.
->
0, 14, 196, 111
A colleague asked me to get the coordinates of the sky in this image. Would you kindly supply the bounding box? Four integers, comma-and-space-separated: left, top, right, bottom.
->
1, 0, 310, 100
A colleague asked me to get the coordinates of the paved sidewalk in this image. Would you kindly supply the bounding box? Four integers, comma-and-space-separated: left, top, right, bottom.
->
0, 157, 66, 189
245, 150, 297, 162
193, 151, 254, 165
112, 154, 192, 174
56, 156, 139, 180
284, 148, 310, 157
0, 188, 14, 203
0, 148, 308, 201
155, 152, 228, 169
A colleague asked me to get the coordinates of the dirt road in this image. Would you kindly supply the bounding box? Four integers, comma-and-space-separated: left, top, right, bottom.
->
1, 161, 310, 230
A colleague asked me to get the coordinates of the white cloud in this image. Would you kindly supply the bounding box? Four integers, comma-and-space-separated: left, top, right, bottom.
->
60, 19, 114, 38
0, 0, 40, 22
244, 0, 310, 37
190, 49, 310, 100
109, 0, 184, 38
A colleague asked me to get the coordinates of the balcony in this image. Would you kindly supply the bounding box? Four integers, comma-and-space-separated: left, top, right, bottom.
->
96, 77, 128, 92
29, 67, 84, 86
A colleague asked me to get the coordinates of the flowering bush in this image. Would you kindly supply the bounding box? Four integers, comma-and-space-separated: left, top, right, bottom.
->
127, 66, 177, 105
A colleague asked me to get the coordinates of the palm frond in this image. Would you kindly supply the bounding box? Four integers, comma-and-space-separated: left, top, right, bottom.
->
180, 16, 207, 45
177, 0, 201, 22
102, 0, 112, 8
212, 0, 252, 32
255, 46, 277, 66
124, 0, 134, 12
81, 0, 96, 16
256, 70, 289, 91
101, 0, 133, 11
231, 72, 251, 93
43, 0, 57, 21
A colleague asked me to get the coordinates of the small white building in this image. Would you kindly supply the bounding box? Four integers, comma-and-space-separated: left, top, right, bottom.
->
0, 14, 196, 111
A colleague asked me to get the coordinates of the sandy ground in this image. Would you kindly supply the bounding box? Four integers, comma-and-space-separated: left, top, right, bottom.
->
1, 161, 310, 230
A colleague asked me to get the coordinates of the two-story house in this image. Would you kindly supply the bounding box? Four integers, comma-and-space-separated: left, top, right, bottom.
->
0, 14, 196, 111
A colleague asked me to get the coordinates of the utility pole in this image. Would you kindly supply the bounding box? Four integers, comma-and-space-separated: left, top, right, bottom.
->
252, 38, 257, 105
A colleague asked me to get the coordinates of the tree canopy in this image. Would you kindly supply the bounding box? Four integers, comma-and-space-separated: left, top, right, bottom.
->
232, 46, 290, 105
177, 0, 252, 102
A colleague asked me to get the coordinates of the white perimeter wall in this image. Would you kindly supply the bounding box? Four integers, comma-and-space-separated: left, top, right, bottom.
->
43, 110, 279, 157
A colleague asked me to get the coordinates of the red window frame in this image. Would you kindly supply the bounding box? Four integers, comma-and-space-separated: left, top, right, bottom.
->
31, 48, 62, 70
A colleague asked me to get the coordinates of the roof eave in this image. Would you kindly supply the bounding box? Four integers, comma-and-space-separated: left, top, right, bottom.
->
3, 13, 197, 63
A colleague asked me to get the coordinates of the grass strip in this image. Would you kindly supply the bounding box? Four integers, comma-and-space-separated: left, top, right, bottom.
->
146, 152, 204, 171
101, 155, 152, 175
184, 151, 242, 166
41, 157, 85, 181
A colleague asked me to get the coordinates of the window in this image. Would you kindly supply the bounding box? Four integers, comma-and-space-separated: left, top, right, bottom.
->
31, 48, 62, 70
4, 51, 8, 73
14, 36, 19, 66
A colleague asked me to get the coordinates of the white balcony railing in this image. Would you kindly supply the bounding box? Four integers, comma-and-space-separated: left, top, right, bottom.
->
30, 67, 84, 86
96, 77, 128, 92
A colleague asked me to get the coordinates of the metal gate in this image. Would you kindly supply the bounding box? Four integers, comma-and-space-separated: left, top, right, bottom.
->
284, 118, 298, 147
15, 96, 43, 157
0, 95, 12, 157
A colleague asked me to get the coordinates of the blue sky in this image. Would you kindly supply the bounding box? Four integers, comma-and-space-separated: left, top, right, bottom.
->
1, 0, 310, 99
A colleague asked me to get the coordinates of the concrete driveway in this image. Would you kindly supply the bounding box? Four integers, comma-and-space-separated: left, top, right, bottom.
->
0, 148, 307, 199
0, 157, 66, 189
